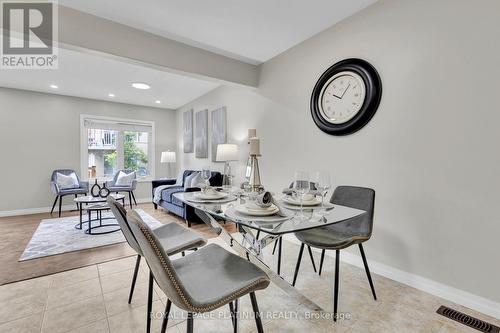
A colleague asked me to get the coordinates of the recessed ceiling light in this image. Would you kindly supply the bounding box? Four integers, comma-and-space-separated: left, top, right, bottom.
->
108, 93, 115, 97
49, 84, 58, 89
155, 100, 161, 104
131, 82, 150, 90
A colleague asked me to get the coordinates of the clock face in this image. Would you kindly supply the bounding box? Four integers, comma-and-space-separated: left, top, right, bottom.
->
311, 58, 382, 136
318, 71, 366, 124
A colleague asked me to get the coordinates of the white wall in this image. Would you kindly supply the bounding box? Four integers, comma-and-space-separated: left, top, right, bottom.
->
176, 0, 500, 308
0, 87, 177, 212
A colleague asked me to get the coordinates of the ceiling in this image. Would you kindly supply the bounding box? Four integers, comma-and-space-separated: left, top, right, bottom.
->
1, 1, 376, 108
0, 48, 219, 109
60, 0, 377, 64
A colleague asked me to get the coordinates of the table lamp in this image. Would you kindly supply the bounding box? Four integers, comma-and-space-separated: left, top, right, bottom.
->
161, 151, 176, 178
216, 144, 238, 187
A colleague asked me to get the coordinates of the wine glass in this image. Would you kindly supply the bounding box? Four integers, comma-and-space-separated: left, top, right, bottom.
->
314, 171, 331, 208
293, 171, 310, 218
201, 167, 211, 192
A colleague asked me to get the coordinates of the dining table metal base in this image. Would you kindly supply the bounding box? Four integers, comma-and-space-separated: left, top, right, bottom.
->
194, 209, 325, 313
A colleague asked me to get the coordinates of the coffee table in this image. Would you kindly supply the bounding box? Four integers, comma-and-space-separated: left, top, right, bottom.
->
84, 203, 121, 235
74, 194, 125, 233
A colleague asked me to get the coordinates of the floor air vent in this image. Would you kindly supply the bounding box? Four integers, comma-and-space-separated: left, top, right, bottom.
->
436, 306, 500, 333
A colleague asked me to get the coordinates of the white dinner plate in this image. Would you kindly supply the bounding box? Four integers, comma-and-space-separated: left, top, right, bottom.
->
224, 207, 291, 223
280, 201, 334, 211
235, 204, 279, 216
184, 195, 237, 204
282, 196, 321, 206
193, 191, 228, 200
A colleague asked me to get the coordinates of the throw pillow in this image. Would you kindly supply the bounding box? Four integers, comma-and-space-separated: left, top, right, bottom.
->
183, 172, 198, 190
175, 169, 184, 185
190, 172, 205, 188
56, 172, 79, 190
115, 171, 136, 186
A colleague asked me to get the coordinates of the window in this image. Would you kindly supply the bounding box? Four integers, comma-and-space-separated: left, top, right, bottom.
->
124, 131, 149, 177
87, 129, 118, 177
81, 115, 155, 180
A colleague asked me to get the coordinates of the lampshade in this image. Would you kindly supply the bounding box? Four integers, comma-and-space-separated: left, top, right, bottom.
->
161, 151, 176, 163
216, 144, 238, 162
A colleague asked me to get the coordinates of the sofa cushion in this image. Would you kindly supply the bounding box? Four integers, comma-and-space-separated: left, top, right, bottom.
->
59, 187, 88, 195
107, 185, 133, 191
171, 194, 185, 207
161, 187, 184, 203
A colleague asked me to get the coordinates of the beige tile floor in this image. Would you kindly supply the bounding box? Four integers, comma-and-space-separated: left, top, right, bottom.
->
0, 238, 498, 333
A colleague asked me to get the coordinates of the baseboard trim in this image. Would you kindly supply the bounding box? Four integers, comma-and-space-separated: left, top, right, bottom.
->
0, 197, 152, 217
283, 234, 500, 320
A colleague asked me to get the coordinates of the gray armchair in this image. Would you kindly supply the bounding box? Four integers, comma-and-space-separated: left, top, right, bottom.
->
50, 169, 88, 217
106, 169, 138, 209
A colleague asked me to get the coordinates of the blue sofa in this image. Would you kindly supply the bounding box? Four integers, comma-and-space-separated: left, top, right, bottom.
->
152, 170, 222, 226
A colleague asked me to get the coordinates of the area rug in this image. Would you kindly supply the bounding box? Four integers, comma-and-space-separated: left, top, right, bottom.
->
19, 209, 161, 261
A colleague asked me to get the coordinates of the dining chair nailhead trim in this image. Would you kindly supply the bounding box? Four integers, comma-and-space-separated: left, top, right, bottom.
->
138, 223, 269, 313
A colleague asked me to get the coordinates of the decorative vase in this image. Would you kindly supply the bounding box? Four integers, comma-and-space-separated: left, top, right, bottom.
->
99, 183, 110, 198
91, 179, 101, 197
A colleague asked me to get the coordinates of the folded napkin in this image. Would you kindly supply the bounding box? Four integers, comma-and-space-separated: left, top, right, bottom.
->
255, 192, 272, 208
254, 191, 287, 217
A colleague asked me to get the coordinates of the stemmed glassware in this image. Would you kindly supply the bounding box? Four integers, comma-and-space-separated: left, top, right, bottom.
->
293, 171, 310, 218
201, 167, 211, 193
314, 171, 331, 208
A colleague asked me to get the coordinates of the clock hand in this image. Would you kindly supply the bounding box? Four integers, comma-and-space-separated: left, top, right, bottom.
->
340, 84, 351, 99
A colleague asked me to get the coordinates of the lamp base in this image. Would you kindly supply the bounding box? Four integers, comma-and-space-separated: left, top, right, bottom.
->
167, 163, 175, 179
222, 162, 232, 188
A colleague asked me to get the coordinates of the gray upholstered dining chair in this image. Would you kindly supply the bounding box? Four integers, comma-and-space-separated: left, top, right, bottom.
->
107, 197, 207, 324
291, 186, 377, 322
50, 169, 89, 217
106, 169, 138, 209
127, 210, 271, 333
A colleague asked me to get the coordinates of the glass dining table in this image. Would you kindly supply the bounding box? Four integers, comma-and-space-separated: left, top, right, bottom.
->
174, 190, 366, 312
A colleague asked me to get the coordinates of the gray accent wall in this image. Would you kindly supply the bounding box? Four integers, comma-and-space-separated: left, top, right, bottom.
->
176, 0, 500, 305
0, 87, 177, 212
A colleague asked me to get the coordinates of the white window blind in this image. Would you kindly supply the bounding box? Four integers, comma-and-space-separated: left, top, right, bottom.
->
83, 118, 153, 133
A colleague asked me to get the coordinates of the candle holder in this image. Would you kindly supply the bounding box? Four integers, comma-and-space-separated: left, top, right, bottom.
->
246, 132, 264, 193
248, 154, 263, 192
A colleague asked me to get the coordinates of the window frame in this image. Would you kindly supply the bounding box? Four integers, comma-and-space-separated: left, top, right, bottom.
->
80, 114, 156, 182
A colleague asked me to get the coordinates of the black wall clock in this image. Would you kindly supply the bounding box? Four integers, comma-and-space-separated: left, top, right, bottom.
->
310, 58, 382, 136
